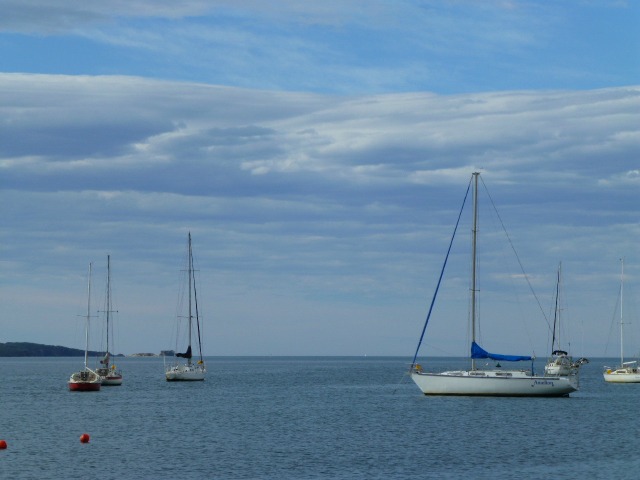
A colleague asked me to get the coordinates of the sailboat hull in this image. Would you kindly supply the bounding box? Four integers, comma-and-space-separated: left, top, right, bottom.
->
96, 367, 123, 385
544, 365, 574, 376
68, 370, 102, 391
603, 370, 640, 383
100, 374, 123, 386
165, 364, 206, 381
411, 370, 577, 397
69, 381, 101, 391
544, 355, 577, 376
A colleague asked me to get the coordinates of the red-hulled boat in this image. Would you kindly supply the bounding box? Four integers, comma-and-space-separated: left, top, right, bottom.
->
68, 262, 101, 392
69, 369, 101, 391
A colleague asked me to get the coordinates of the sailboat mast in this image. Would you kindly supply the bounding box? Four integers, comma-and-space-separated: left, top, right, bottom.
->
188, 232, 193, 366
471, 172, 479, 371
106, 254, 110, 364
552, 263, 561, 351
85, 262, 92, 370
620, 258, 624, 366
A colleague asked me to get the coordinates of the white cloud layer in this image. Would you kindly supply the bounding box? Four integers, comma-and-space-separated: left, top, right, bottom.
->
1, 73, 638, 356
1, 0, 638, 358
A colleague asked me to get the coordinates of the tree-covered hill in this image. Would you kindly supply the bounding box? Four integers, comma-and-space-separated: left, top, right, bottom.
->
0, 342, 109, 357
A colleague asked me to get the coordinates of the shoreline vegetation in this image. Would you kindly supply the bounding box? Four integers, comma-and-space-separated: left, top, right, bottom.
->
0, 342, 161, 357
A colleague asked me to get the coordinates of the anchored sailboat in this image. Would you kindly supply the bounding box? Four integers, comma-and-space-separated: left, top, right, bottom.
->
410, 172, 578, 397
544, 262, 588, 376
603, 258, 640, 383
68, 263, 101, 392
96, 255, 123, 386
165, 232, 206, 381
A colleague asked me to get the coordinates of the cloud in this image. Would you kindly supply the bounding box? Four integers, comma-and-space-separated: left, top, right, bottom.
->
1, 73, 639, 355
4, 1, 636, 95
599, 169, 640, 187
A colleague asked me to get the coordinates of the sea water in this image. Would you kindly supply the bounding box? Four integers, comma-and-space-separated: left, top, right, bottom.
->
0, 356, 638, 479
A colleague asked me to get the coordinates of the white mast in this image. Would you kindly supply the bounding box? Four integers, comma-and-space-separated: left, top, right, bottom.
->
551, 262, 562, 351
106, 255, 110, 365
619, 258, 625, 366
188, 232, 193, 366
84, 262, 92, 370
471, 172, 479, 371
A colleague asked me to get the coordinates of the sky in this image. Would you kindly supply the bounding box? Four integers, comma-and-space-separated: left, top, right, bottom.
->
1, 1, 639, 359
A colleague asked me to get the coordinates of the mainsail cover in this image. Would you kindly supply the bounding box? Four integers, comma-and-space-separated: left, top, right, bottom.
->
471, 342, 531, 362
176, 345, 192, 359
100, 352, 110, 365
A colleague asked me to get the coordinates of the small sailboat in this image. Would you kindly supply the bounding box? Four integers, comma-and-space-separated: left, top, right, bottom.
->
603, 259, 640, 383
165, 232, 206, 381
544, 263, 588, 376
96, 255, 123, 386
410, 172, 578, 397
69, 263, 102, 392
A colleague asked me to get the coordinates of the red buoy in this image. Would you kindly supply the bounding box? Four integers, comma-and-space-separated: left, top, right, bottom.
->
80, 433, 90, 444
0, 440, 7, 449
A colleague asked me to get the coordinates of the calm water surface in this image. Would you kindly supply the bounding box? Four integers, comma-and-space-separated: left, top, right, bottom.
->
0, 356, 638, 479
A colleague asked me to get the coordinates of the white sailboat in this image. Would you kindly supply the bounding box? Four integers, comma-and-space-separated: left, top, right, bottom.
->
603, 259, 640, 383
544, 263, 588, 376
410, 172, 578, 397
165, 232, 206, 381
96, 255, 123, 386
68, 263, 102, 392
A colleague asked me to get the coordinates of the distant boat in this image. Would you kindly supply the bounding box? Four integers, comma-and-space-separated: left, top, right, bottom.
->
96, 255, 123, 386
69, 263, 101, 392
603, 259, 640, 383
410, 172, 578, 397
544, 262, 588, 376
165, 232, 206, 381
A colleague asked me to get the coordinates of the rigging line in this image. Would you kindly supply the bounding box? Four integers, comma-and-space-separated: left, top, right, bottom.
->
410, 176, 472, 368
392, 367, 413, 395
603, 282, 622, 356
478, 175, 551, 333
193, 263, 204, 362
174, 240, 192, 352
189, 238, 204, 363
552, 264, 560, 350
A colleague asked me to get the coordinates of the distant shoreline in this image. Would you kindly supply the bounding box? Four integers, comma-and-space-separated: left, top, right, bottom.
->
0, 342, 127, 358
0, 344, 613, 358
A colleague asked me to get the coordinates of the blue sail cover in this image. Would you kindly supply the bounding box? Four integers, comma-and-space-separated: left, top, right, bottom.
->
471, 342, 532, 362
